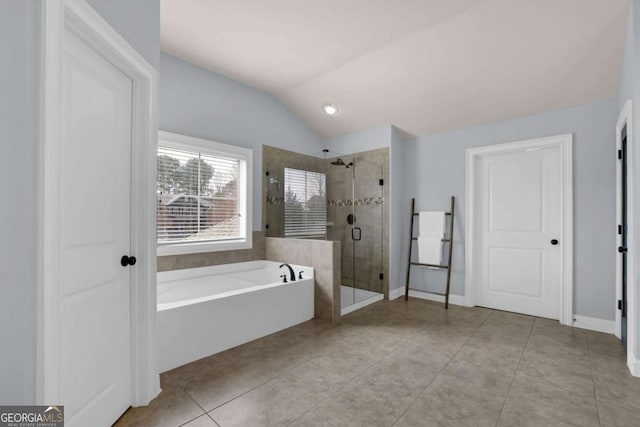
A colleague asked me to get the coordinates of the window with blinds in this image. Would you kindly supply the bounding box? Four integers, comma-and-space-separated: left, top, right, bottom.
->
284, 167, 327, 238
157, 132, 252, 255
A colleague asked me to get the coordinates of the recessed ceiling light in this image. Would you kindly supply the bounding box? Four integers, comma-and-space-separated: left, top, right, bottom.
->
323, 104, 339, 116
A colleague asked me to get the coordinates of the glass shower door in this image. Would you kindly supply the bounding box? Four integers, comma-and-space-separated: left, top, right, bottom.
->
350, 158, 384, 302
327, 153, 384, 310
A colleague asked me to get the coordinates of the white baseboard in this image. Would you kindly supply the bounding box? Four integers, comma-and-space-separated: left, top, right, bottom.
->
407, 289, 465, 306
572, 315, 615, 334
389, 287, 465, 306
389, 287, 404, 300
628, 352, 640, 378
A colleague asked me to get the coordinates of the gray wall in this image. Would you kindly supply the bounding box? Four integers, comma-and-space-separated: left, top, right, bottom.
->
627, 0, 640, 363
0, 0, 40, 405
403, 99, 619, 321
389, 127, 408, 292
618, 0, 640, 361
325, 125, 391, 154
87, 0, 160, 69
159, 53, 324, 231
0, 0, 159, 404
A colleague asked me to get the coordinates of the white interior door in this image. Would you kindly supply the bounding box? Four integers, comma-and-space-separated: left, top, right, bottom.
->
60, 28, 133, 426
475, 146, 562, 319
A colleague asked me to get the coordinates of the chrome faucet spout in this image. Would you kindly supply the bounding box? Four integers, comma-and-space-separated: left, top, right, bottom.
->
279, 263, 296, 281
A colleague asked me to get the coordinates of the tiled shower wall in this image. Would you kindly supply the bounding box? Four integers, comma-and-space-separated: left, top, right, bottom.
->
327, 147, 390, 297
262, 145, 325, 237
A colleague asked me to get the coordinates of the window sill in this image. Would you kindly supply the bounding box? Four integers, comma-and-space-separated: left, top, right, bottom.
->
157, 238, 252, 256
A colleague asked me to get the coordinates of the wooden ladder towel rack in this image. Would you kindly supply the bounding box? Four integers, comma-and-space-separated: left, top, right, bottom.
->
404, 196, 455, 308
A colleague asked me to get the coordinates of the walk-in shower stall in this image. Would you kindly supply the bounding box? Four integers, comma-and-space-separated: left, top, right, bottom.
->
326, 152, 385, 314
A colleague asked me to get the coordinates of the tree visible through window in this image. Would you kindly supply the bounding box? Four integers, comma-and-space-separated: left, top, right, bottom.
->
157, 146, 241, 244
284, 168, 326, 238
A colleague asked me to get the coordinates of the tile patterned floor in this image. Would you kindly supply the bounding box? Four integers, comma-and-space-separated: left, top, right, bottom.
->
114, 298, 640, 427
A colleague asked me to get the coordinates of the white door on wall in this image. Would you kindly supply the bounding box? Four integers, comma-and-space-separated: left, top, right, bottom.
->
474, 146, 562, 319
59, 28, 133, 426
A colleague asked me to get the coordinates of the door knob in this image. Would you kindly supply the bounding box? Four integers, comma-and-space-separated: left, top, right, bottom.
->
550, 239, 559, 245
121, 255, 137, 267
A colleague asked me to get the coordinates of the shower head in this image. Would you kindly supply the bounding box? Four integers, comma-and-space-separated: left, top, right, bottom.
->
330, 158, 353, 168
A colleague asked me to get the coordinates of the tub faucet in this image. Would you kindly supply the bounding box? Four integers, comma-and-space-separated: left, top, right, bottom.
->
279, 263, 296, 282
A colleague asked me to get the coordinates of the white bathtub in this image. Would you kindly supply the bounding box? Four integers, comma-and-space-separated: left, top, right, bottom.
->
157, 260, 314, 372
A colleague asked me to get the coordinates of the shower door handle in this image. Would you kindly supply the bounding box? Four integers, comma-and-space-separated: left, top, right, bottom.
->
352, 227, 362, 241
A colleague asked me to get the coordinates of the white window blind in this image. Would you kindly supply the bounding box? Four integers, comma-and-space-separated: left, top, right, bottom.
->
284, 167, 326, 238
157, 146, 242, 244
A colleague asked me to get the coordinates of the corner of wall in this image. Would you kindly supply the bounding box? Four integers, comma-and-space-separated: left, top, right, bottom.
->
628, 351, 640, 377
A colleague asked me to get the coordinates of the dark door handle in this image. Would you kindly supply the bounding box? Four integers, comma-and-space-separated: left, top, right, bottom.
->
121, 255, 137, 267
352, 227, 362, 241
550, 239, 559, 245
619, 246, 628, 253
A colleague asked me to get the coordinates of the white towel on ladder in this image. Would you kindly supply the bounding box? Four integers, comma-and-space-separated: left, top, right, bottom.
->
419, 211, 445, 237
418, 212, 445, 267
418, 236, 442, 266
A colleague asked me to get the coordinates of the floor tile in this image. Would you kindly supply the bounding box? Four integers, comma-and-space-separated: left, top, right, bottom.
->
115, 300, 640, 427
498, 372, 600, 427
180, 414, 218, 427
394, 372, 505, 427
267, 359, 349, 407
113, 386, 204, 427
183, 359, 263, 411
208, 381, 312, 427
597, 397, 640, 427
290, 370, 428, 427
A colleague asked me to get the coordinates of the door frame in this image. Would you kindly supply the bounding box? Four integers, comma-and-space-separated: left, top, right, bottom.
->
37, 0, 160, 406
464, 134, 573, 325
615, 101, 636, 359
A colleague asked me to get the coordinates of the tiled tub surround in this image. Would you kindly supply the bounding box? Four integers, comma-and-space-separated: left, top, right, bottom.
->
327, 147, 390, 297
157, 260, 314, 372
265, 237, 341, 323
262, 145, 325, 238
115, 298, 640, 427
157, 231, 265, 272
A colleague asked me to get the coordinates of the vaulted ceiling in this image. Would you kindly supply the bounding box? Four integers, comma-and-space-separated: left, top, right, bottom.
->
161, 0, 629, 139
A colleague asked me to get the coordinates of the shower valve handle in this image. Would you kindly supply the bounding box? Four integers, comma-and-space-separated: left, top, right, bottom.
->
352, 227, 362, 241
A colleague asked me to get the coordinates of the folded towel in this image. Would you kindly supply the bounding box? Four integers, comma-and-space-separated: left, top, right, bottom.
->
418, 236, 443, 267
419, 211, 445, 237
